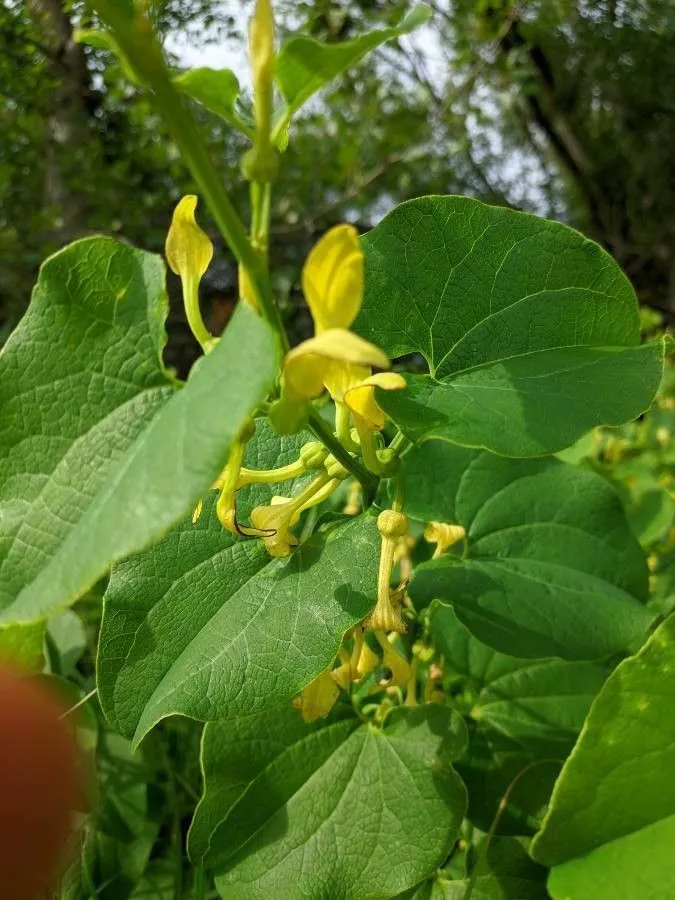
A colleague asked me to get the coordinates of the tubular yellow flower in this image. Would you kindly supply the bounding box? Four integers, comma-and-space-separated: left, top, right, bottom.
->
293, 669, 340, 722
368, 510, 409, 633
302, 224, 364, 332
355, 636, 379, 680
345, 372, 407, 431
284, 330, 389, 401
165, 195, 214, 351
424, 522, 466, 558
273, 223, 392, 433
249, 473, 337, 557
375, 631, 412, 688
249, 497, 301, 557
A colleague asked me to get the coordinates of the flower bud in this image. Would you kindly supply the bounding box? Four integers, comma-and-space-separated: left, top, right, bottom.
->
299, 441, 328, 470
377, 509, 408, 540
324, 454, 350, 480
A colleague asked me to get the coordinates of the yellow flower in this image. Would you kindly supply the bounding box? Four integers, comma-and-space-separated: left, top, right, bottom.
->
281, 226, 390, 405
376, 633, 412, 689
424, 522, 466, 558
284, 331, 388, 401
165, 196, 214, 351
344, 372, 407, 431
302, 224, 364, 333
355, 638, 379, 680
249, 497, 300, 557
293, 669, 340, 722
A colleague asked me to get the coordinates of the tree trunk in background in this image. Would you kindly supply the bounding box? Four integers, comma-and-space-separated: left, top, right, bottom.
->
26, 0, 95, 240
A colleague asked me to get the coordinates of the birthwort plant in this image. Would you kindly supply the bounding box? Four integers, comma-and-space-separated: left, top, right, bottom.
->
0, 2, 672, 898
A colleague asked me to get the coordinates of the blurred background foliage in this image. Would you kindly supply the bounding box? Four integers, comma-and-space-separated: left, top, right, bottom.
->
3, 0, 675, 362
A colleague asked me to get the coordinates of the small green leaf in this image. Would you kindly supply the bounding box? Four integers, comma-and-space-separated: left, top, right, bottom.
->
406, 441, 650, 659
430, 605, 610, 752
356, 196, 663, 455
211, 705, 467, 900
1, 236, 279, 626
432, 836, 549, 898
532, 613, 675, 869
98, 508, 379, 745
172, 68, 251, 135
275, 6, 431, 118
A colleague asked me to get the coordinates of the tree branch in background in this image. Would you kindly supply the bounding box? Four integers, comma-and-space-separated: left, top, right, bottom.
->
26, 0, 97, 239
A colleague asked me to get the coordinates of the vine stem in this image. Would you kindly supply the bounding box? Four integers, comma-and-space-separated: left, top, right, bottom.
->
307, 408, 378, 501
193, 865, 206, 900
462, 758, 559, 900
89, 0, 288, 351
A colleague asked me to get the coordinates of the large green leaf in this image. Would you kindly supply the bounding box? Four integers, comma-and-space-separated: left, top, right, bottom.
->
0, 237, 173, 615
0, 236, 279, 625
98, 506, 380, 745
405, 441, 650, 659
356, 196, 663, 455
209, 705, 467, 900
531, 613, 675, 893
430, 605, 610, 753
275, 6, 431, 118
189, 704, 359, 866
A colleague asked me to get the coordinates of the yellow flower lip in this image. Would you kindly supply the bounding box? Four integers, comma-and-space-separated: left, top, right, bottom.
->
345, 372, 406, 430
293, 669, 340, 722
250, 497, 300, 557
165, 195, 213, 281
284, 329, 390, 401
302, 224, 364, 333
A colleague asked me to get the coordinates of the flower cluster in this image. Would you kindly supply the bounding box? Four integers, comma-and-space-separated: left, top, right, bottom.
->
168, 198, 418, 724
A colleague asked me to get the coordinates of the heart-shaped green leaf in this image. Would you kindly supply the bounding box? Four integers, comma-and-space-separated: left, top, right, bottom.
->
356, 196, 663, 455
430, 605, 610, 753
207, 705, 467, 900
98, 504, 379, 745
405, 441, 650, 659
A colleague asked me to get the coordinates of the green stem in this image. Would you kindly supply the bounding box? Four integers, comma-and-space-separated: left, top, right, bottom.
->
184, 274, 213, 351
392, 475, 405, 513
307, 408, 378, 501
358, 424, 386, 476
90, 0, 288, 350
239, 458, 306, 484
388, 429, 411, 455
194, 865, 207, 900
